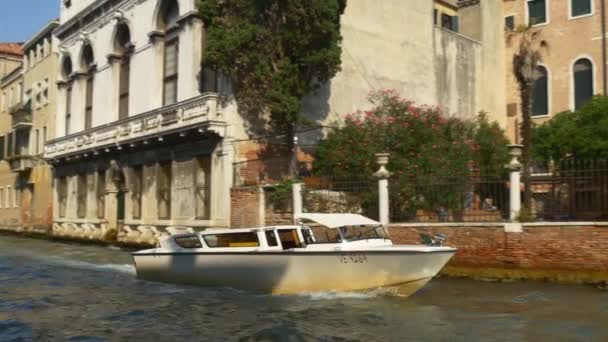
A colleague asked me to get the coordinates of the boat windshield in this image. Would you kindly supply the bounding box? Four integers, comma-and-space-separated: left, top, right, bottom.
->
306, 225, 389, 243
338, 225, 389, 242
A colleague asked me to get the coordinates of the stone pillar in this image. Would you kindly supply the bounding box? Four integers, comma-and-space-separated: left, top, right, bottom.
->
506, 144, 523, 221
373, 153, 391, 226
292, 182, 303, 223
257, 185, 265, 227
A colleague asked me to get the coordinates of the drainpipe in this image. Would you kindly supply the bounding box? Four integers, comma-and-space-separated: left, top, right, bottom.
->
602, 0, 607, 95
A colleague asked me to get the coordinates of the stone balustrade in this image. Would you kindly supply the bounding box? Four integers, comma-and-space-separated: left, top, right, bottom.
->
44, 93, 227, 160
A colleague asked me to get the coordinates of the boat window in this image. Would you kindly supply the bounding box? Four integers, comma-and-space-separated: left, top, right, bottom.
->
203, 232, 260, 248
278, 229, 303, 250
265, 230, 278, 247
174, 235, 202, 249
302, 228, 315, 244
339, 225, 389, 242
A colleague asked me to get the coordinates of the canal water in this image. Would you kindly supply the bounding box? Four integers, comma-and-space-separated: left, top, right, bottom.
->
1, 235, 607, 342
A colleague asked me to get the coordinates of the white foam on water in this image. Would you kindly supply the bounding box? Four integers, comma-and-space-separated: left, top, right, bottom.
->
297, 290, 379, 300
49, 258, 136, 275
294, 286, 410, 300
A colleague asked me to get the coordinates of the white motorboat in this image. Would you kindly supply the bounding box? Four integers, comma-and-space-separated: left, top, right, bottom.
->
132, 213, 456, 295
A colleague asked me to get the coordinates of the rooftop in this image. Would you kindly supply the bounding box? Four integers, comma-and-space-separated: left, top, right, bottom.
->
0, 43, 24, 57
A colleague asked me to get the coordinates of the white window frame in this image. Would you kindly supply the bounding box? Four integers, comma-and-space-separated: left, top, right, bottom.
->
569, 55, 597, 111
532, 63, 552, 119
525, 0, 550, 27
568, 0, 594, 20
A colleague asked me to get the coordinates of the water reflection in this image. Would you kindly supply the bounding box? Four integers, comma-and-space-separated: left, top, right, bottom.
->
0, 234, 607, 341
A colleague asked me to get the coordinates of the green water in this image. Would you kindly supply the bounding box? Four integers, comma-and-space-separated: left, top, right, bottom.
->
1, 234, 607, 341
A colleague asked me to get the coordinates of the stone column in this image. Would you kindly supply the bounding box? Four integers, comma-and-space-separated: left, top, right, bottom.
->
292, 182, 303, 223
373, 153, 392, 226
506, 145, 523, 221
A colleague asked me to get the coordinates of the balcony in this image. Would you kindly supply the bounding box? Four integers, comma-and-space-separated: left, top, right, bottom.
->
44, 93, 228, 160
10, 100, 33, 130
9, 155, 35, 173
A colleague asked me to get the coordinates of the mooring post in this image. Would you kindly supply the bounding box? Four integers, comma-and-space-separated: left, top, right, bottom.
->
506, 145, 523, 221
374, 153, 392, 226
292, 182, 303, 223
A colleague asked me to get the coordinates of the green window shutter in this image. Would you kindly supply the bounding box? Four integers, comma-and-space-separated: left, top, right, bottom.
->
528, 0, 547, 25
571, 0, 592, 17
532, 67, 548, 116
574, 59, 593, 110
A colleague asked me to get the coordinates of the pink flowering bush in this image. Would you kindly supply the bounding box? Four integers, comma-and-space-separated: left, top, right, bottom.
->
313, 90, 510, 219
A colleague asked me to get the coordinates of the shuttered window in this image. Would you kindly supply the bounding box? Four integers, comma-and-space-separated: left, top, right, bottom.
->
85, 75, 94, 129
97, 170, 105, 219
532, 66, 549, 116
505, 16, 515, 31
77, 174, 87, 218
163, 35, 179, 106
65, 86, 72, 135
157, 162, 172, 219
0, 136, 4, 160
574, 59, 593, 110
194, 157, 211, 220
58, 177, 67, 218
131, 166, 143, 219
528, 0, 547, 25
571, 0, 592, 17
119, 56, 130, 119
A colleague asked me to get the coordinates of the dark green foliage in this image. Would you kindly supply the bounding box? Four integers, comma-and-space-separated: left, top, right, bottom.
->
532, 96, 608, 161
313, 91, 510, 218
198, 0, 346, 133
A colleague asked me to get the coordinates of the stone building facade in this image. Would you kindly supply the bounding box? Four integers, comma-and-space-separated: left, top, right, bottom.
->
0, 22, 59, 234
298, 0, 506, 146
0, 62, 23, 230
45, 0, 234, 244
18, 20, 60, 234
504, 0, 606, 142
44, 0, 507, 242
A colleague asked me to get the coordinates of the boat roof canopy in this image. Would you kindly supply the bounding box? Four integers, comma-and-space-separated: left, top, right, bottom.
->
295, 213, 380, 229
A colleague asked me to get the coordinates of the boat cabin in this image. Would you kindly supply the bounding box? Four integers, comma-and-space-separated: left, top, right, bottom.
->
159, 214, 390, 252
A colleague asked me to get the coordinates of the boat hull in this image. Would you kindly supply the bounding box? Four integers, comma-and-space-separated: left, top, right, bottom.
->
133, 249, 455, 295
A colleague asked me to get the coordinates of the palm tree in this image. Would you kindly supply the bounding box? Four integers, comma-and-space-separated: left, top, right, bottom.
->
509, 25, 548, 210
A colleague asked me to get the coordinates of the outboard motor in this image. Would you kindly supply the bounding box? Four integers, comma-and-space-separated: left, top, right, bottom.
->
420, 233, 447, 247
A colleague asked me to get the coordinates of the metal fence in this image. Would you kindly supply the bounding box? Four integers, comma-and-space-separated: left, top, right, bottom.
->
389, 175, 510, 223
529, 160, 608, 221
234, 157, 608, 223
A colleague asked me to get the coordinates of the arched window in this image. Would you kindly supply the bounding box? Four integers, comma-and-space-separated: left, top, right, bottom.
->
532, 65, 548, 116
81, 43, 95, 129
115, 23, 132, 119
573, 58, 593, 110
62, 56, 73, 135
160, 0, 180, 106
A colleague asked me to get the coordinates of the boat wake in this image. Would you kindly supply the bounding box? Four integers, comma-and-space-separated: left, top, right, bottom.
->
48, 258, 136, 275
296, 286, 407, 300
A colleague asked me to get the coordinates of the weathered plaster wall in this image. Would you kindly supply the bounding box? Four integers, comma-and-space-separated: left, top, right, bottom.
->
300, 0, 506, 145
434, 28, 481, 119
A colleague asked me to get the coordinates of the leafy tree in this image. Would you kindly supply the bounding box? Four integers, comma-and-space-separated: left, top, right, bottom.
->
313, 90, 510, 219
533, 96, 608, 161
508, 25, 548, 210
198, 0, 347, 141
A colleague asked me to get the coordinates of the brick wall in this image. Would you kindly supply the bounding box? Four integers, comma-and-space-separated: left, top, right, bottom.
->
230, 186, 260, 228
389, 223, 608, 283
